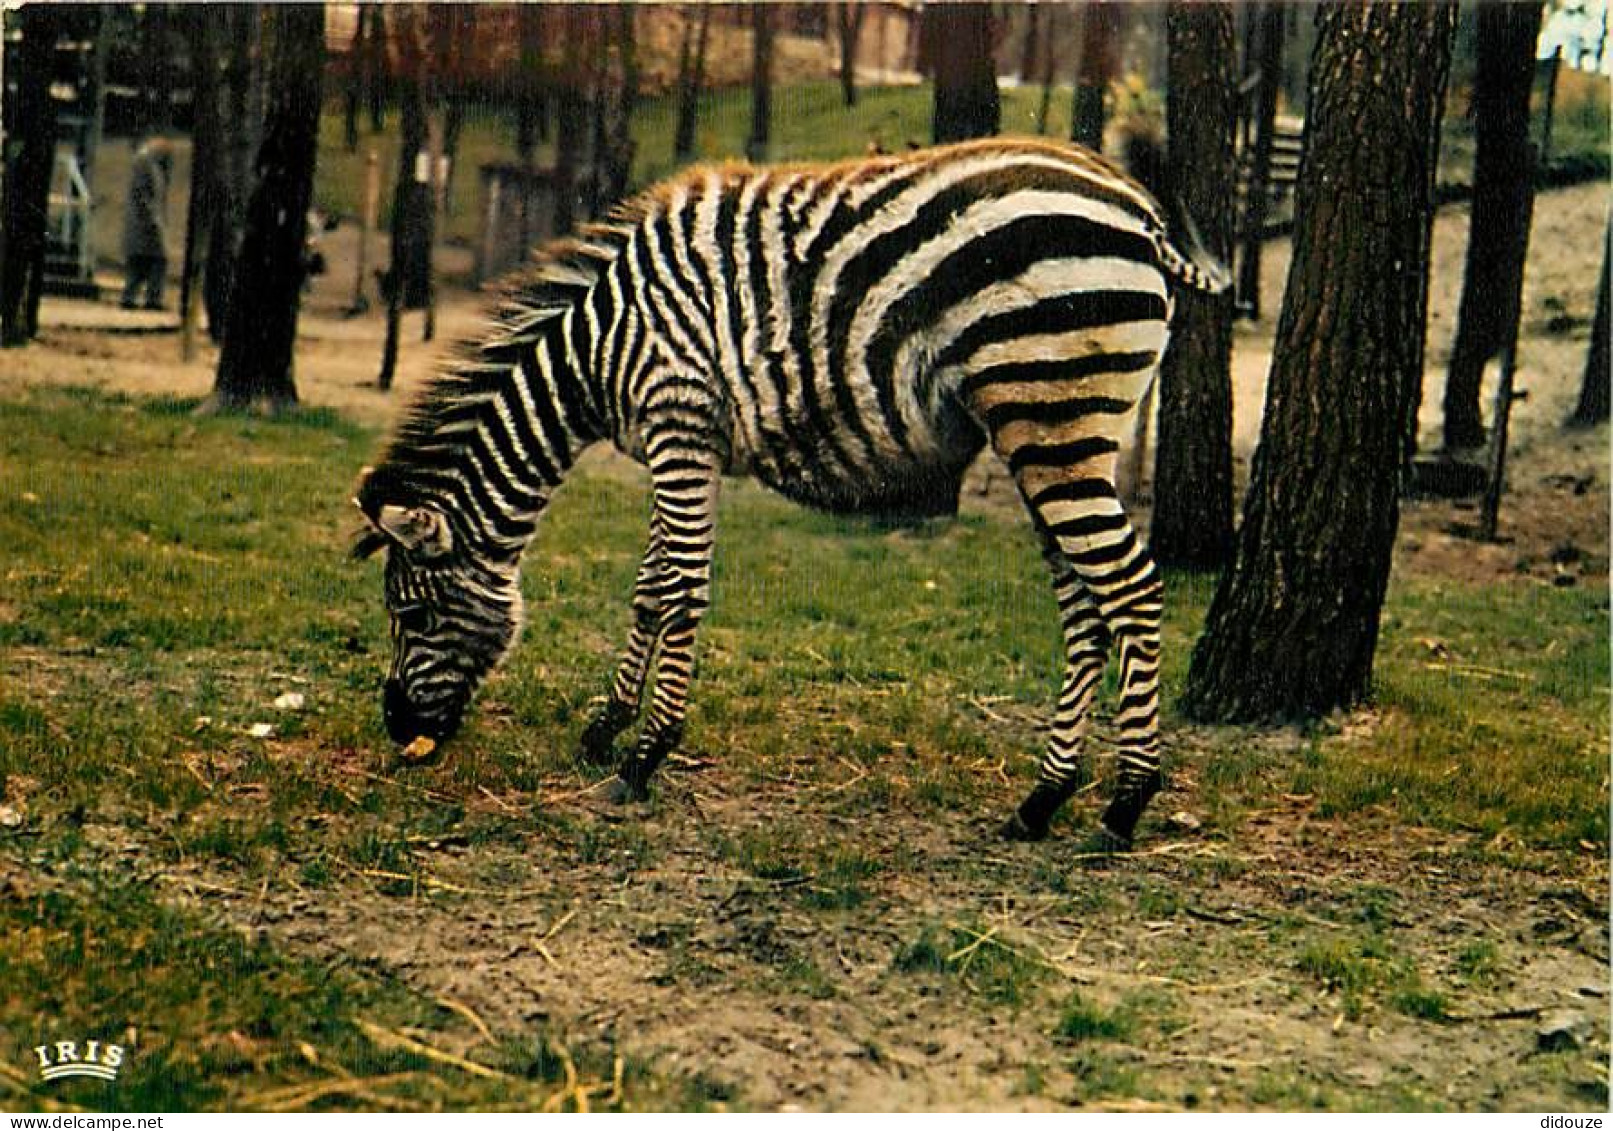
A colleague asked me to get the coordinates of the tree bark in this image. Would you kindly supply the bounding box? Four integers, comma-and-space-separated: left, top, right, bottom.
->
180, 6, 223, 362
552, 4, 593, 236
927, 2, 1000, 144
1234, 1, 1284, 320
1181, 1, 1457, 723
515, 5, 550, 164
1441, 1, 1545, 450
1071, 1, 1120, 150
746, 2, 776, 162
364, 3, 388, 133
673, 4, 711, 163
210, 4, 326, 411
600, 4, 640, 207
203, 5, 264, 343
838, 1, 866, 109
0, 4, 58, 347
344, 5, 366, 153
378, 6, 432, 390
1151, 2, 1237, 571
1569, 219, 1611, 427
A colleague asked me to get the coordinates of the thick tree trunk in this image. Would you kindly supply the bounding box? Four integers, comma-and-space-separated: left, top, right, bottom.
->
746, 3, 776, 162
673, 4, 711, 163
927, 2, 1000, 144
1151, 3, 1237, 571
1182, 1, 1457, 723
344, 6, 366, 153
1234, 2, 1284, 320
1442, 2, 1546, 450
1569, 220, 1611, 427
210, 4, 326, 411
203, 5, 263, 343
1071, 1, 1120, 150
0, 4, 58, 347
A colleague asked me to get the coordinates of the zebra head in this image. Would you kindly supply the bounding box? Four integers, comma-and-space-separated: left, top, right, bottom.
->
354, 492, 524, 747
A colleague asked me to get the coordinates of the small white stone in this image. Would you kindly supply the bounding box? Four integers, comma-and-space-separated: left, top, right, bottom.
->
273, 692, 306, 712
247, 723, 275, 739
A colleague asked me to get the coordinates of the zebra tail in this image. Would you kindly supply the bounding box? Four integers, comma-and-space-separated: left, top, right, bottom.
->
1121, 129, 1233, 296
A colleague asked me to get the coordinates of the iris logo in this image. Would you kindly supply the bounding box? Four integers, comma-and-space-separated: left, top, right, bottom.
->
33, 1039, 125, 1083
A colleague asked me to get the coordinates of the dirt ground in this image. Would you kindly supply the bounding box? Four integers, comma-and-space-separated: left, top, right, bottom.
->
11, 180, 1610, 1110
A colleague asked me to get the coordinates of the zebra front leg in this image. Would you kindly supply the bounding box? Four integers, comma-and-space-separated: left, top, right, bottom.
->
614, 440, 720, 801
579, 520, 666, 765
1003, 533, 1111, 841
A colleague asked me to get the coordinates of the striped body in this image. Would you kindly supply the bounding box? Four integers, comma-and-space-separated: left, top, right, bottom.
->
357, 138, 1221, 848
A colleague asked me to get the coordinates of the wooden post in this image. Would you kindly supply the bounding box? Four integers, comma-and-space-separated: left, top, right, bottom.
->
349, 147, 378, 314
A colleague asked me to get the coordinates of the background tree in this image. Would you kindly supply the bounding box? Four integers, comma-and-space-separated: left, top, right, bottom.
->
1150, 2, 1237, 571
1234, 1, 1285, 320
600, 4, 640, 207
363, 3, 389, 133
673, 4, 712, 163
210, 4, 326, 412
514, 5, 551, 166
0, 4, 60, 347
378, 5, 433, 390
747, 2, 776, 162
1182, 1, 1458, 722
1441, 2, 1546, 450
343, 6, 368, 153
552, 4, 594, 236
202, 5, 265, 342
1071, 1, 1122, 150
1569, 219, 1611, 427
926, 2, 1000, 144
837, 1, 866, 109
179, 5, 224, 361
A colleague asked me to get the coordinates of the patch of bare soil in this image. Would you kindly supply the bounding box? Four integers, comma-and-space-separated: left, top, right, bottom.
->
161, 741, 1608, 1111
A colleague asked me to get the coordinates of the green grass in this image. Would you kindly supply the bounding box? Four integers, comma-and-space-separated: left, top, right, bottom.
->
0, 383, 1607, 1108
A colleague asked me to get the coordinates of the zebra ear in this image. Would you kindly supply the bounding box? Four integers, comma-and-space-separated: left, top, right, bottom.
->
375, 503, 455, 560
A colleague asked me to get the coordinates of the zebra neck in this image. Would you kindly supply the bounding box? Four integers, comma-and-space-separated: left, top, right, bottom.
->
384, 325, 603, 565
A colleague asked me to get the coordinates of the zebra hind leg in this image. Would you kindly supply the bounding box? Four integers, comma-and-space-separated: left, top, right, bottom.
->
1002, 531, 1110, 842
1002, 474, 1166, 852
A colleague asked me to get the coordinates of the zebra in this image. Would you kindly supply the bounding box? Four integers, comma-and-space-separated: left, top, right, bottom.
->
354, 137, 1227, 850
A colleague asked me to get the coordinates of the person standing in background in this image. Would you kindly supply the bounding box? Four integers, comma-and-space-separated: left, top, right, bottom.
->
121, 136, 173, 310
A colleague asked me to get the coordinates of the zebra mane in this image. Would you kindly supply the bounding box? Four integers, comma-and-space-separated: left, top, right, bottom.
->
364, 203, 648, 507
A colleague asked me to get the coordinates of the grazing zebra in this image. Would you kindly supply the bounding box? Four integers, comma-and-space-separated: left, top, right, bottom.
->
354, 137, 1226, 850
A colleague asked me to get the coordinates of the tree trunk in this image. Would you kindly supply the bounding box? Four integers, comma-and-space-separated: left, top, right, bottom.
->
180, 6, 223, 362
365, 3, 388, 133
203, 5, 263, 342
1151, 2, 1237, 571
600, 4, 640, 207
377, 7, 432, 390
344, 5, 366, 153
1234, 2, 1284, 320
838, 1, 865, 109
1071, 1, 1120, 150
673, 4, 711, 163
515, 5, 550, 164
1569, 219, 1611, 427
927, 2, 1000, 144
0, 4, 58, 347
1441, 1, 1545, 450
1181, 1, 1457, 723
746, 2, 776, 162
210, 4, 326, 411
553, 4, 593, 236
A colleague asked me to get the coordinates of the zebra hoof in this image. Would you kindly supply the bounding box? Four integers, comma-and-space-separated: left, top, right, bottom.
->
999, 812, 1049, 842
611, 758, 656, 804
578, 701, 634, 766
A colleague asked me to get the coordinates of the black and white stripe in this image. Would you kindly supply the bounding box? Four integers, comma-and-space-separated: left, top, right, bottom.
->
356, 137, 1225, 848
